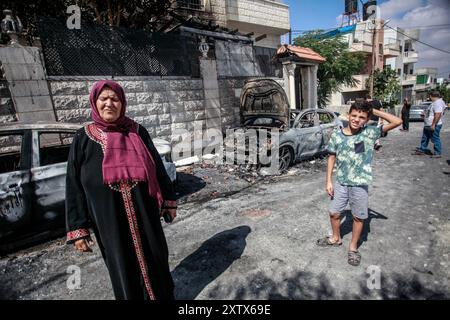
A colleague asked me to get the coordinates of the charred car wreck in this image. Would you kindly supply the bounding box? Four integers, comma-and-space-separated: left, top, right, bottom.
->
228, 79, 343, 171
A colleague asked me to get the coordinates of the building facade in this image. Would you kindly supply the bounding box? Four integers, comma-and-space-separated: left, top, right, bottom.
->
330, 19, 384, 106
175, 0, 290, 48
414, 67, 438, 102
383, 27, 420, 103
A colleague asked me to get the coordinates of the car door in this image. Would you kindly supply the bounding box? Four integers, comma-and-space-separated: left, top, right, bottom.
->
318, 111, 337, 151
30, 130, 75, 233
0, 130, 33, 244
292, 110, 323, 159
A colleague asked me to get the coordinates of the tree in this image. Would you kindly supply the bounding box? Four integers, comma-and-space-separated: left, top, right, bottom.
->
366, 68, 401, 107
0, 0, 174, 39
294, 30, 365, 107
432, 82, 450, 103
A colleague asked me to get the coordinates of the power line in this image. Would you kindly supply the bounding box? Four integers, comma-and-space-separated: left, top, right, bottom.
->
385, 24, 450, 55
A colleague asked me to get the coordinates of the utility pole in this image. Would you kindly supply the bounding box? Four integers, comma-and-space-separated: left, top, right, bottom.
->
369, 19, 377, 97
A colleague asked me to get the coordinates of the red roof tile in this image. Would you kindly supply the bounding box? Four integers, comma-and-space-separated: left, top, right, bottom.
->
276, 45, 326, 63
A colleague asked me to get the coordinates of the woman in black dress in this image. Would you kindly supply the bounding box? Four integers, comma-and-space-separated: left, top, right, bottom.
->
65, 80, 177, 300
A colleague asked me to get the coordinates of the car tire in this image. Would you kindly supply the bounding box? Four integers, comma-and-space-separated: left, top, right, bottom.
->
279, 146, 293, 171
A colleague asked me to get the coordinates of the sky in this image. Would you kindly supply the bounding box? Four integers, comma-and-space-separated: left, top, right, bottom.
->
282, 0, 450, 78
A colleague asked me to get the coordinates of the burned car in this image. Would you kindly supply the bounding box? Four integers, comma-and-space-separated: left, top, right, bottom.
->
0, 122, 176, 253
232, 79, 343, 171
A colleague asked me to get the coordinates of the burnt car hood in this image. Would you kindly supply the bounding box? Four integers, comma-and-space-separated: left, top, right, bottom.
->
240, 79, 290, 125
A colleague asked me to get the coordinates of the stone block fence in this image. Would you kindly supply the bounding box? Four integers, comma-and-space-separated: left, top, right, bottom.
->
1, 38, 283, 160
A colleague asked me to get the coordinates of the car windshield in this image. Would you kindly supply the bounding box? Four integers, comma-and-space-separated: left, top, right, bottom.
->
411, 105, 424, 110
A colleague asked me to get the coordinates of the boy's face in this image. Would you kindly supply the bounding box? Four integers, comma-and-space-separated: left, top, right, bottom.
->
348, 109, 369, 130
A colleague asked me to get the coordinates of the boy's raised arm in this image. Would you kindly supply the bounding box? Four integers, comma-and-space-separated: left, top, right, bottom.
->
372, 108, 402, 133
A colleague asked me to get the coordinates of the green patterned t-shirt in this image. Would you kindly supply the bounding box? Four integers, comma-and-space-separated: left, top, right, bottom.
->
327, 126, 382, 186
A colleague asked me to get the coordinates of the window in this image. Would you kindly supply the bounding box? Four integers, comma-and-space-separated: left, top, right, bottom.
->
318, 112, 333, 124
297, 112, 316, 128
0, 134, 22, 174
177, 0, 203, 10
39, 132, 74, 166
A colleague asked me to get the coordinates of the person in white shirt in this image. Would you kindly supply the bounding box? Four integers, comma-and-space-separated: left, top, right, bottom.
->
414, 91, 444, 158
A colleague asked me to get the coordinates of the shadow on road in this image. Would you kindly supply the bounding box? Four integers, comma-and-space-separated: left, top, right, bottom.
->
174, 172, 207, 200
339, 208, 388, 248
205, 269, 450, 299
172, 225, 251, 299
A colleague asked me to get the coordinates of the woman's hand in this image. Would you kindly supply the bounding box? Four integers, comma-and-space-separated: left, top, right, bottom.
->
161, 200, 177, 223
74, 237, 94, 252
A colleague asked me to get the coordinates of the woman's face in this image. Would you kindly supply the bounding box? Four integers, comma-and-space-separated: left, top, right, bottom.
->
96, 87, 122, 123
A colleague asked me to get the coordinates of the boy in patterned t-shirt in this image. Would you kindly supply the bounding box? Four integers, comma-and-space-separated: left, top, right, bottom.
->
316, 101, 402, 266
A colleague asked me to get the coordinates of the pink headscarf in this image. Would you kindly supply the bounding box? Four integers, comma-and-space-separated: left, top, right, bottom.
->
89, 80, 164, 207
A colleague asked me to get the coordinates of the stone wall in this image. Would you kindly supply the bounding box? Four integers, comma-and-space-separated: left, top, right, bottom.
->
0, 80, 17, 123
50, 78, 204, 142
0, 47, 55, 122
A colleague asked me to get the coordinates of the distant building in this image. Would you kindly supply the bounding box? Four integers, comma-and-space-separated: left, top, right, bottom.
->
330, 19, 385, 106
415, 67, 438, 102
383, 27, 420, 103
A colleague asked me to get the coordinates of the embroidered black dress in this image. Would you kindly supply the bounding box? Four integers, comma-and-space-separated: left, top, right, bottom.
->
65, 124, 176, 300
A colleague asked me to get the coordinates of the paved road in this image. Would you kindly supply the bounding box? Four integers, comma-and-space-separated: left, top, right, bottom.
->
1, 116, 449, 300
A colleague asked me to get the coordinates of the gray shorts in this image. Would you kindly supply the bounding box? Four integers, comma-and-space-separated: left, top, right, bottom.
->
329, 181, 369, 219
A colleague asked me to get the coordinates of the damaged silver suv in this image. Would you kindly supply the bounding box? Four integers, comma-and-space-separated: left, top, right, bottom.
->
236, 78, 343, 171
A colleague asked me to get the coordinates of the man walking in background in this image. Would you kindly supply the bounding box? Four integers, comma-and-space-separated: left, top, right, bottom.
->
413, 91, 444, 158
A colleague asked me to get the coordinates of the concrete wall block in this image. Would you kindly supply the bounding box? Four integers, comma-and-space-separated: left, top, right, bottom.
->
184, 111, 195, 122
9, 80, 50, 97
143, 81, 164, 92
118, 81, 144, 93
194, 110, 206, 120
171, 122, 187, 131
143, 115, 159, 127
0, 114, 18, 123
77, 95, 90, 109
136, 92, 152, 104
56, 108, 90, 123
205, 98, 221, 110
184, 100, 204, 111
158, 113, 172, 125
151, 91, 168, 103
53, 95, 79, 110
127, 104, 148, 117
205, 89, 220, 100
206, 108, 221, 119
144, 103, 164, 114
19, 110, 55, 122
168, 100, 185, 113
171, 112, 186, 123
162, 102, 171, 114
169, 80, 199, 91
147, 126, 156, 137
50, 81, 89, 96
0, 47, 25, 64
14, 95, 54, 114
22, 47, 41, 64
157, 125, 172, 136
126, 92, 138, 105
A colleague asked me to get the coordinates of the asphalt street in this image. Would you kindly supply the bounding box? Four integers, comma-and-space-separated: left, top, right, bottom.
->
1, 115, 449, 300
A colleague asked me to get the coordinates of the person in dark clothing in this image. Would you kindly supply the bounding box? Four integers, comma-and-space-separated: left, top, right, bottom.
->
400, 98, 411, 131
65, 80, 177, 300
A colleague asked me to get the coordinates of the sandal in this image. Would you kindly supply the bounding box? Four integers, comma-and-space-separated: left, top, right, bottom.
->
316, 236, 342, 247
348, 250, 361, 266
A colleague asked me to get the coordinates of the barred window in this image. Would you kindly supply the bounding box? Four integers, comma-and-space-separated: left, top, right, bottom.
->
177, 0, 203, 10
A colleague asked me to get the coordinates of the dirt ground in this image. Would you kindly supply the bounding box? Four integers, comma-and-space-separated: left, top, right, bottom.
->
1, 115, 449, 300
